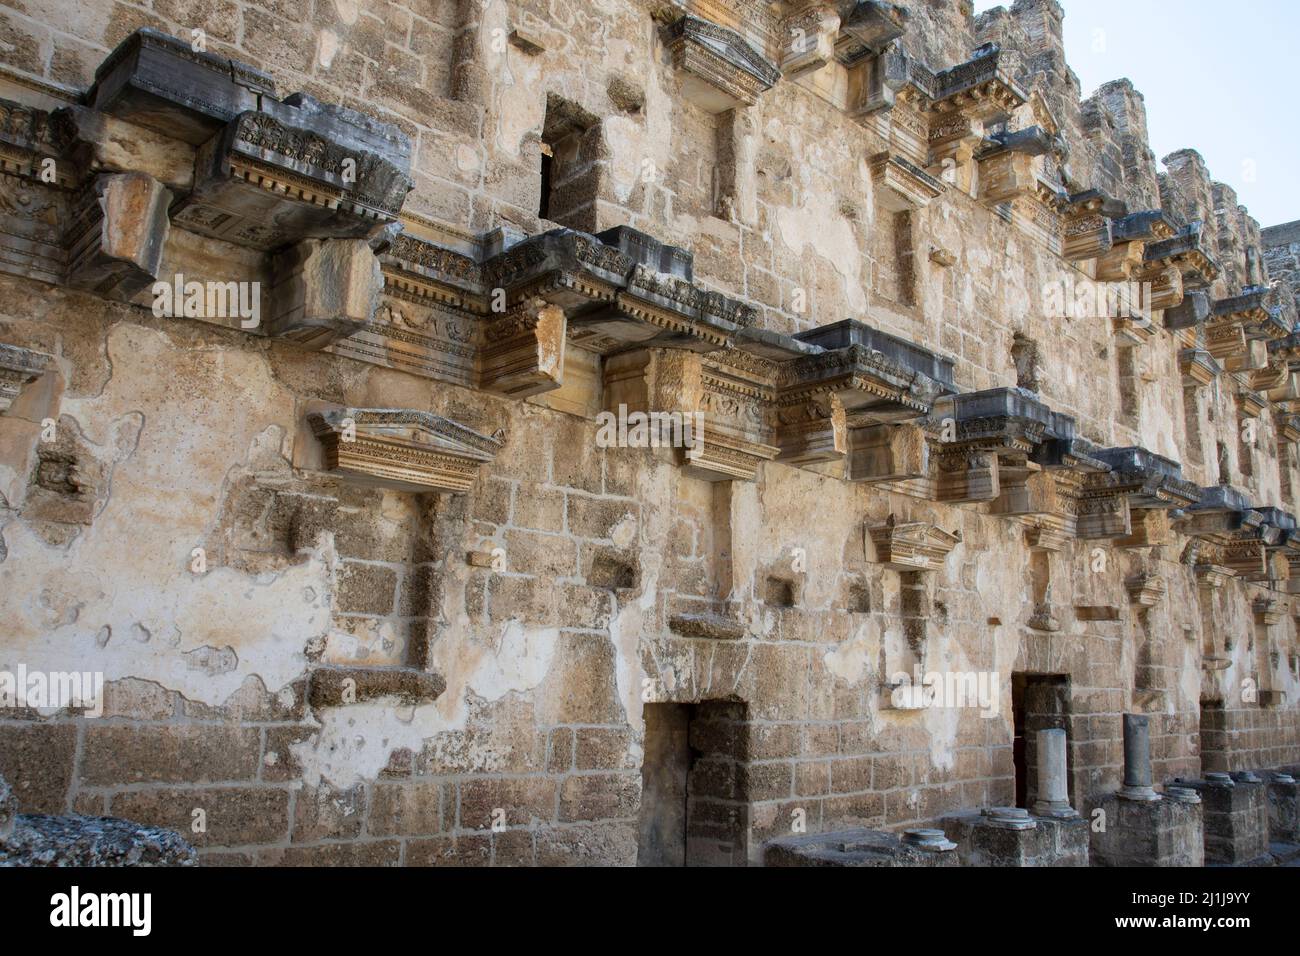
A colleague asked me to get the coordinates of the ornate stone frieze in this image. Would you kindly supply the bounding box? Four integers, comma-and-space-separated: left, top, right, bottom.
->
1179, 348, 1220, 387
868, 515, 961, 573
778, 4, 840, 78
1144, 222, 1220, 289
1062, 447, 1198, 541
1061, 189, 1124, 262
174, 104, 411, 253
870, 151, 946, 211
482, 227, 754, 358
773, 392, 847, 466
927, 44, 1026, 117
1179, 487, 1273, 580
1088, 446, 1201, 510
664, 15, 780, 113
308, 407, 503, 493
600, 346, 776, 482
0, 98, 83, 287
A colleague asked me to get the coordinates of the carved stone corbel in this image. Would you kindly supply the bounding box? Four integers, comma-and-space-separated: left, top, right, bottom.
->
1126, 572, 1166, 608
773, 392, 846, 466
870, 151, 945, 211
479, 302, 567, 397
63, 172, 172, 301
1179, 348, 1219, 387
1061, 189, 1122, 262
868, 515, 960, 573
173, 105, 412, 251
663, 15, 780, 113
267, 237, 383, 348
778, 4, 840, 79
926, 44, 1026, 192
308, 407, 503, 493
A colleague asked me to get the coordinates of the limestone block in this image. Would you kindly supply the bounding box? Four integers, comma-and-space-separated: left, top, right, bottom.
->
479, 303, 567, 397
1089, 792, 1204, 867
268, 238, 382, 348
65, 172, 172, 301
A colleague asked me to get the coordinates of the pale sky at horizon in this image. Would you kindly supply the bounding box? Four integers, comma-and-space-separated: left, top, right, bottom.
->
971, 0, 1299, 229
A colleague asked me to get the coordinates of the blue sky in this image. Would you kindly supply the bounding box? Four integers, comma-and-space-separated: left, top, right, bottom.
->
971, 0, 1299, 228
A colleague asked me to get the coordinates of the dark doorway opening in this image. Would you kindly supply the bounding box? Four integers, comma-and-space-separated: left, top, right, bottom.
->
538, 94, 600, 230
1011, 673, 1070, 809
637, 700, 749, 866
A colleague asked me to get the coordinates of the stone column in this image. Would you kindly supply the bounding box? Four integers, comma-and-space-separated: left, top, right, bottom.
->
1119, 713, 1159, 801
1032, 728, 1079, 817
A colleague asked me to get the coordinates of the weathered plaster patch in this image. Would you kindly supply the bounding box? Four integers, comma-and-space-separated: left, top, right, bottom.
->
293, 617, 560, 787
0, 323, 331, 705
823, 620, 877, 685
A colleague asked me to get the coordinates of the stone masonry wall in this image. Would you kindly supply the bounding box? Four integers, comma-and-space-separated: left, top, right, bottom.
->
0, 0, 1297, 865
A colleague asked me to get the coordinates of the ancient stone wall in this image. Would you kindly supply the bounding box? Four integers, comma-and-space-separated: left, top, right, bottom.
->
0, 0, 1297, 865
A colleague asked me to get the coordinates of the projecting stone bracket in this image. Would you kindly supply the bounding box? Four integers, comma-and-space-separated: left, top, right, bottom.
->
482, 227, 754, 357
663, 15, 779, 113
307, 665, 445, 709
64, 172, 172, 301
1179, 347, 1220, 387
267, 238, 383, 349
307, 407, 503, 494
1061, 189, 1124, 262
1144, 222, 1220, 290
777, 4, 841, 78
479, 303, 567, 397
870, 151, 945, 211
868, 516, 960, 573
173, 105, 412, 253
1126, 573, 1166, 608
772, 392, 846, 466
88, 27, 276, 145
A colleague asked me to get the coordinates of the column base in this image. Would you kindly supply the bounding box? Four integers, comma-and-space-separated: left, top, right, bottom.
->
1118, 784, 1160, 802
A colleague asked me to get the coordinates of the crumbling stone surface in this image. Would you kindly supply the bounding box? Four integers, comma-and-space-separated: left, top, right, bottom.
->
1089, 793, 1204, 867
0, 773, 16, 840
1175, 777, 1271, 866
1, 813, 196, 866
1265, 773, 1299, 843
942, 808, 1089, 866
764, 828, 958, 867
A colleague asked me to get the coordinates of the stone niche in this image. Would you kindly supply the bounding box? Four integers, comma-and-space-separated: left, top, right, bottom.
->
305, 407, 503, 494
